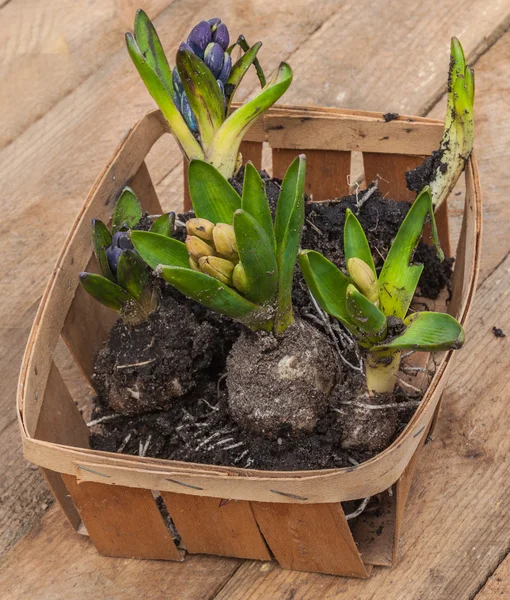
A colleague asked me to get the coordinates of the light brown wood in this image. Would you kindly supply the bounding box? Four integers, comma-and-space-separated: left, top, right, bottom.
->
40, 468, 82, 531
363, 152, 424, 201
272, 148, 351, 200
0, 0, 171, 148
240, 141, 263, 171
251, 502, 368, 577
0, 505, 242, 600
62, 475, 182, 560
474, 555, 510, 599
161, 493, 271, 560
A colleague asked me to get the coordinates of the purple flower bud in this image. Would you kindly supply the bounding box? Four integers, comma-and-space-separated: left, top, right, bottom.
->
106, 246, 122, 274
181, 94, 198, 133
118, 232, 134, 251
212, 23, 229, 50
208, 18, 221, 30
172, 67, 184, 97
179, 42, 194, 54
218, 52, 232, 83
204, 42, 224, 78
187, 20, 212, 59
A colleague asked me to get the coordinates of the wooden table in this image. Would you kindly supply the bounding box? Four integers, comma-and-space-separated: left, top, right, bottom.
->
1, 1, 509, 598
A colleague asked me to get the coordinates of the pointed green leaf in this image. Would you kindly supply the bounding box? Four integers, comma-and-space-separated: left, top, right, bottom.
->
130, 231, 190, 270
176, 45, 225, 149
234, 209, 278, 305
274, 154, 306, 333
112, 187, 143, 233
126, 32, 203, 160
160, 266, 270, 330
206, 62, 293, 178
133, 10, 173, 97
117, 250, 149, 301
225, 41, 262, 107
92, 219, 115, 281
372, 311, 465, 352
345, 284, 387, 341
79, 272, 132, 311
188, 159, 241, 224
378, 187, 442, 319
344, 209, 376, 277
298, 250, 350, 326
241, 162, 275, 251
150, 212, 175, 237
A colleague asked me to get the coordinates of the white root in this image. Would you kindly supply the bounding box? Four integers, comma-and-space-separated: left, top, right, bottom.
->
116, 358, 155, 370
334, 399, 421, 412
345, 496, 371, 521
117, 433, 132, 453
87, 414, 123, 427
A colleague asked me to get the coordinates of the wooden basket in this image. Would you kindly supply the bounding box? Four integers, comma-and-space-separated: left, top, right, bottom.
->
17, 105, 482, 578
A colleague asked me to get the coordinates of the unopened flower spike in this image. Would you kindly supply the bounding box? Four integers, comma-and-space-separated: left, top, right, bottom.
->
131, 156, 307, 334
299, 192, 465, 395
406, 38, 474, 210
79, 186, 175, 325
126, 10, 292, 179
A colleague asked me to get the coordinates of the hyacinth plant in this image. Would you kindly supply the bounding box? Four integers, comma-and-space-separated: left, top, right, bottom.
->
407, 38, 475, 210
131, 156, 306, 335
126, 11, 292, 178
299, 187, 465, 394
79, 187, 175, 325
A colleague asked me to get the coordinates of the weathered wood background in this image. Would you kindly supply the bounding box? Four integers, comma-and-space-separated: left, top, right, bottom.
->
1, 1, 509, 598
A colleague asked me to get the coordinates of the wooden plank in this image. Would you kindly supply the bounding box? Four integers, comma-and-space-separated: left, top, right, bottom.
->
240, 141, 263, 170
272, 148, 351, 200
0, 505, 241, 600
251, 502, 368, 577
0, 0, 171, 148
474, 555, 510, 599
161, 492, 271, 560
363, 152, 424, 201
40, 468, 82, 531
62, 476, 182, 560
129, 160, 163, 214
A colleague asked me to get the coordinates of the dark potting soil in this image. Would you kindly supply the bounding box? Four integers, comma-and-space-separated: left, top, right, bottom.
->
91, 175, 448, 471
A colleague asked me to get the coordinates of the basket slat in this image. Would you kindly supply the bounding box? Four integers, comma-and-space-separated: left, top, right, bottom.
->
161, 493, 271, 560
62, 477, 182, 560
251, 502, 369, 577
272, 148, 351, 200
363, 152, 423, 202
239, 141, 263, 171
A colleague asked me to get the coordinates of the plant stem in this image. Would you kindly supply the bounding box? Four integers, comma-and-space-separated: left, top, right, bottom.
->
365, 350, 401, 394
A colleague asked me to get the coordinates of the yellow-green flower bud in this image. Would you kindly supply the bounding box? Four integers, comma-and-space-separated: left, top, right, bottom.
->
186, 235, 215, 261
198, 256, 234, 285
232, 262, 248, 294
186, 218, 215, 241
212, 223, 238, 262
347, 257, 379, 306
189, 257, 200, 272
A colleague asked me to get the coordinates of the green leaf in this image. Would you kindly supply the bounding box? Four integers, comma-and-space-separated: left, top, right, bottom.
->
150, 212, 175, 237
79, 272, 132, 311
133, 10, 173, 97
112, 187, 143, 233
126, 32, 204, 160
176, 45, 225, 150
345, 284, 387, 343
188, 159, 241, 224
130, 231, 190, 270
274, 154, 306, 333
225, 41, 262, 107
241, 162, 275, 251
206, 62, 293, 178
233, 209, 278, 305
116, 250, 149, 301
298, 250, 350, 326
344, 209, 376, 277
372, 311, 465, 352
92, 219, 114, 281
160, 266, 270, 330
378, 187, 441, 319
